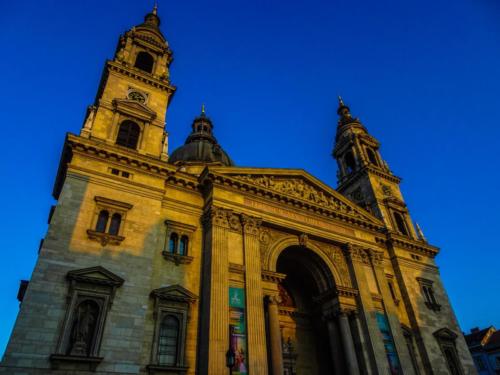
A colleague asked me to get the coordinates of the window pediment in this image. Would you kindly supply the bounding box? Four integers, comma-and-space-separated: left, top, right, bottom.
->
113, 98, 157, 121
67, 266, 124, 287
151, 285, 197, 304
434, 328, 458, 341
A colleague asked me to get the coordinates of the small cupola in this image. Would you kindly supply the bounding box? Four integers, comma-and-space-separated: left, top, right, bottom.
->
169, 106, 234, 167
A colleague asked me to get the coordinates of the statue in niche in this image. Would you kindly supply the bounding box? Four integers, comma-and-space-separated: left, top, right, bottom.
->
68, 300, 99, 356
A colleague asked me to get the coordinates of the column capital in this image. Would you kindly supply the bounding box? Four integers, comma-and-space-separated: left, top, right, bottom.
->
342, 243, 370, 264
265, 294, 281, 305
241, 213, 262, 236
202, 206, 231, 229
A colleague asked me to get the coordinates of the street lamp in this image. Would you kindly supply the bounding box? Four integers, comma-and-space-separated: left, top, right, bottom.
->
226, 347, 235, 375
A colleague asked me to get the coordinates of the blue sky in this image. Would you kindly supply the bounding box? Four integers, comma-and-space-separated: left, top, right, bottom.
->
1, 0, 499, 355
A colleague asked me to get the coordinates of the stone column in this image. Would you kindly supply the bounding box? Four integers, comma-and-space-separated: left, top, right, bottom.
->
325, 313, 345, 375
338, 312, 360, 375
370, 249, 416, 375
343, 244, 390, 374
199, 207, 230, 375
241, 214, 268, 375
267, 296, 283, 375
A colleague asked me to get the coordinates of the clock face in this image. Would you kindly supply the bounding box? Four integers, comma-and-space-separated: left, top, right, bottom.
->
128, 91, 146, 103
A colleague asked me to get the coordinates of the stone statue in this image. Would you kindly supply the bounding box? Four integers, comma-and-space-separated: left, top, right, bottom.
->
69, 301, 99, 356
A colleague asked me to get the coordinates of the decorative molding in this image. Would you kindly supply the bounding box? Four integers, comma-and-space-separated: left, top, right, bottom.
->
161, 252, 193, 265
202, 207, 231, 229
86, 229, 125, 246
199, 168, 385, 232
66, 266, 124, 288
261, 270, 286, 284
49, 354, 103, 371
241, 213, 261, 236
146, 364, 189, 375
228, 212, 242, 232
380, 233, 439, 258
433, 328, 458, 341
150, 285, 198, 304
164, 220, 197, 233
229, 263, 245, 274
94, 196, 133, 210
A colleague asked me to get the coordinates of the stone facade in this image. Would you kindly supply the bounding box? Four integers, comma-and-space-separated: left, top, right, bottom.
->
1, 6, 475, 375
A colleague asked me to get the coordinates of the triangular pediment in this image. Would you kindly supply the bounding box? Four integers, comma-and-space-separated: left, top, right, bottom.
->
207, 167, 384, 226
151, 284, 198, 303
113, 99, 157, 121
434, 328, 458, 341
67, 266, 124, 286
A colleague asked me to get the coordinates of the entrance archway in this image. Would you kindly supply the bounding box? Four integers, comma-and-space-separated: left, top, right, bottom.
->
273, 245, 338, 375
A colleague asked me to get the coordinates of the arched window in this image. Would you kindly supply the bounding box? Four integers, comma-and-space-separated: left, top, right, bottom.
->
179, 236, 188, 256
169, 233, 178, 254
394, 212, 409, 235
134, 51, 154, 73
68, 299, 100, 356
158, 315, 179, 366
344, 151, 356, 174
108, 213, 122, 236
366, 148, 379, 166
116, 120, 140, 149
95, 210, 109, 233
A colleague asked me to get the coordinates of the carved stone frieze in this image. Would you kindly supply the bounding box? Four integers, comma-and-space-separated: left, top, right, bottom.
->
233, 175, 364, 218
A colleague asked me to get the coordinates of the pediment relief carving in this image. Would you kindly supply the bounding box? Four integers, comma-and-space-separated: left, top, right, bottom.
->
113, 98, 157, 121
226, 173, 379, 224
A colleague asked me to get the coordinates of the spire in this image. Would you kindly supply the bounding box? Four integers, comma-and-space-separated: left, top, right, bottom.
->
143, 2, 161, 28
416, 223, 427, 242
337, 96, 358, 126
201, 103, 206, 115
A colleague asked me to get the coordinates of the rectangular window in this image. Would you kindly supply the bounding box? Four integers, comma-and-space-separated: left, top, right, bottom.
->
417, 277, 441, 311
148, 285, 197, 373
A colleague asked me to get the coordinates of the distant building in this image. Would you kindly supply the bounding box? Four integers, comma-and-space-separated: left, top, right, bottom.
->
0, 5, 476, 375
465, 327, 500, 374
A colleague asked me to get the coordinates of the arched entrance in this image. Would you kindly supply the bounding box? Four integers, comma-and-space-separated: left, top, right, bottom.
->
273, 245, 338, 375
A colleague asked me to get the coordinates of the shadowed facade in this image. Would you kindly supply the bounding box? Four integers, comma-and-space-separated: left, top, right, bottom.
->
0, 6, 476, 375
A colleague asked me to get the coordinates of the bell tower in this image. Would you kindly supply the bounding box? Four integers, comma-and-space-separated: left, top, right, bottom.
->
333, 97, 419, 239
80, 5, 175, 160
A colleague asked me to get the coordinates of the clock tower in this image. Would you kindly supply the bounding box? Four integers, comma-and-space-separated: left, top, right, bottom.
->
333, 97, 419, 240
80, 5, 175, 161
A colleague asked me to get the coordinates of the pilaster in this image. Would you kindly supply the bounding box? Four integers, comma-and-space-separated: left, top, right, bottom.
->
343, 244, 390, 375
241, 214, 268, 375
370, 249, 416, 375
199, 207, 231, 375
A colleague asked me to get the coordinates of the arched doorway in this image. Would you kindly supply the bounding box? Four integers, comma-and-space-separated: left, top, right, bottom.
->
273, 245, 338, 375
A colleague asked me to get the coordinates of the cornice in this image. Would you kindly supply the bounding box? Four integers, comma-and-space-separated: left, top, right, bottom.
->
107, 60, 176, 92
337, 165, 401, 191
379, 232, 440, 258
67, 133, 173, 176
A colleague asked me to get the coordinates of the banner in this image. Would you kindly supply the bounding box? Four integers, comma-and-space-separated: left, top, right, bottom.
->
376, 312, 401, 375
229, 287, 248, 374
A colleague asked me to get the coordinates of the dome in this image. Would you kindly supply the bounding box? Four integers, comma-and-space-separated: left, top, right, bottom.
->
169, 110, 234, 166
